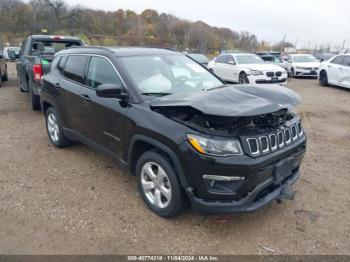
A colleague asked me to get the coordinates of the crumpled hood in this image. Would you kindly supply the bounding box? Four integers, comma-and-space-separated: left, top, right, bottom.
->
150, 84, 301, 117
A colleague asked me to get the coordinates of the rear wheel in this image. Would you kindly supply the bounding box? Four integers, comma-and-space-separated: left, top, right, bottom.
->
0, 73, 2, 87
238, 72, 249, 84
319, 70, 329, 86
136, 151, 186, 217
45, 107, 71, 148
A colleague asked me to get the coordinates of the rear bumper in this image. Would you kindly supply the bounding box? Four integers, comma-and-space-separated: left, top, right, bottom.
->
186, 170, 299, 214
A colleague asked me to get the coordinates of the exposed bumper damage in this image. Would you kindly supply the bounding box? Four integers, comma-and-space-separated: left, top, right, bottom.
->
150, 84, 306, 214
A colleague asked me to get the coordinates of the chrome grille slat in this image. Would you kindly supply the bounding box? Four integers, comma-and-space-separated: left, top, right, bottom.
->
245, 121, 304, 156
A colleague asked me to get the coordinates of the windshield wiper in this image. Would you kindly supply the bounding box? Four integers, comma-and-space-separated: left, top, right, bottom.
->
206, 84, 229, 91
141, 92, 172, 97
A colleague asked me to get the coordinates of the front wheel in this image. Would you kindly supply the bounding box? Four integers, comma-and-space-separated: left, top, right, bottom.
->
45, 107, 71, 148
136, 151, 186, 217
238, 72, 249, 84
319, 70, 329, 86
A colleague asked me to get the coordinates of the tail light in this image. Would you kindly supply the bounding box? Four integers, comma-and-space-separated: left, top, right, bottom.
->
33, 64, 43, 81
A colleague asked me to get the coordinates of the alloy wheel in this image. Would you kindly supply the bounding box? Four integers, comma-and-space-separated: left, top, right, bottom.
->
47, 113, 60, 143
140, 162, 172, 209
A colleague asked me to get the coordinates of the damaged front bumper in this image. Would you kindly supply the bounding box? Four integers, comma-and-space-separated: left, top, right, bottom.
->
186, 170, 299, 214
179, 135, 306, 214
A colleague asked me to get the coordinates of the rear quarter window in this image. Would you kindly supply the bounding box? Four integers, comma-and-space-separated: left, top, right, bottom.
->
63, 55, 88, 84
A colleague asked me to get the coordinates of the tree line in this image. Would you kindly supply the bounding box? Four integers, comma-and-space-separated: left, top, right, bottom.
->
0, 0, 293, 54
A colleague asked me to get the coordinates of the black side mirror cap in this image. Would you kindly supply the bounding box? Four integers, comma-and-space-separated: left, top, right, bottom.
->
96, 83, 128, 99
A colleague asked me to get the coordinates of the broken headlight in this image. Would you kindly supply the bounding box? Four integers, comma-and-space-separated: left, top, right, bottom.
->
187, 134, 243, 156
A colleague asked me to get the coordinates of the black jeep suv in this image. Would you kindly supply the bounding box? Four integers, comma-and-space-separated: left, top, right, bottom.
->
40, 47, 306, 217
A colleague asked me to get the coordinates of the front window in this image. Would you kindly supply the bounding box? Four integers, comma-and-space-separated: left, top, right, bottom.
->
235, 54, 266, 64
119, 55, 223, 95
293, 55, 317, 63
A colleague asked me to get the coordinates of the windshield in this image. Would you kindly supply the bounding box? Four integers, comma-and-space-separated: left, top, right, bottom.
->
235, 54, 266, 64
188, 54, 209, 63
293, 55, 317, 62
31, 40, 82, 54
119, 54, 223, 95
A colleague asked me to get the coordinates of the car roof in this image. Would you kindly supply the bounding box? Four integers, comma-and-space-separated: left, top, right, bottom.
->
57, 46, 182, 57
30, 35, 82, 41
290, 54, 314, 56
223, 53, 255, 56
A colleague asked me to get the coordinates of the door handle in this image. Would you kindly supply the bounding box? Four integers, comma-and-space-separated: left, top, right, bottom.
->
80, 94, 91, 101
339, 68, 343, 70
328, 65, 331, 68
54, 83, 61, 88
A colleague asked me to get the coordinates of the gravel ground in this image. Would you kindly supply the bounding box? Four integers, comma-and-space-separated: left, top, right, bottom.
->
0, 62, 349, 255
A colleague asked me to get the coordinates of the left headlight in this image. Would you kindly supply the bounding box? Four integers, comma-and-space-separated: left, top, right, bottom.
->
187, 134, 243, 156
249, 69, 264, 76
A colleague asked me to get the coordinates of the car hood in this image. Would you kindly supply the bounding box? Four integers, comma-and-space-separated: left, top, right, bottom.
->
150, 84, 301, 117
242, 63, 285, 71
293, 62, 320, 67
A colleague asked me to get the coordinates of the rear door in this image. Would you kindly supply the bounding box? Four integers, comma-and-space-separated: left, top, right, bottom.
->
210, 55, 227, 79
339, 56, 350, 88
327, 56, 344, 84
79, 55, 128, 157
58, 55, 90, 134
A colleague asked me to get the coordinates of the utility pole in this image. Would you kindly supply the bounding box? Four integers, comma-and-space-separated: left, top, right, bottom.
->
343, 40, 346, 49
294, 38, 298, 50
281, 33, 287, 52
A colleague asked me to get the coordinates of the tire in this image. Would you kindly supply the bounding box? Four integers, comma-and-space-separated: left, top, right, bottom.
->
136, 150, 186, 217
17, 76, 26, 92
238, 72, 249, 84
30, 86, 41, 111
291, 68, 296, 78
0, 72, 2, 87
319, 70, 329, 86
45, 107, 71, 148
2, 68, 8, 81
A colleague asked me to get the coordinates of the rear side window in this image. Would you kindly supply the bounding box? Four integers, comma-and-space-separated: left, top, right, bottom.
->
330, 56, 344, 65
87, 56, 122, 89
63, 55, 88, 84
215, 55, 226, 63
342, 56, 350, 67
57, 56, 67, 74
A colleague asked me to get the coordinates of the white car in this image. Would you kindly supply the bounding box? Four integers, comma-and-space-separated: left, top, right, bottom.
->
319, 54, 350, 89
286, 54, 320, 78
208, 53, 288, 85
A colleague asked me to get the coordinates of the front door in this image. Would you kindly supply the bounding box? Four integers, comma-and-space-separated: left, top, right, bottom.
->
80, 56, 128, 158
339, 56, 350, 88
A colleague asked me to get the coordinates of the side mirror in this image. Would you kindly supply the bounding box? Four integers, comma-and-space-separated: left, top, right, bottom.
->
228, 61, 235, 65
96, 83, 127, 99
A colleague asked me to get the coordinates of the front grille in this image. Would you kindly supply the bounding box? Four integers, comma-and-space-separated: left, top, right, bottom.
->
245, 121, 304, 157
256, 78, 287, 84
276, 71, 282, 77
266, 71, 274, 77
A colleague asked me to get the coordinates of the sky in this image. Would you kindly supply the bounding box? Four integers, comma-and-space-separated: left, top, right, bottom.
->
34, 0, 350, 49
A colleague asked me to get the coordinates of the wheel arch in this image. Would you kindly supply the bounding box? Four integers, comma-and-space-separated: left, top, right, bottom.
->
127, 134, 189, 188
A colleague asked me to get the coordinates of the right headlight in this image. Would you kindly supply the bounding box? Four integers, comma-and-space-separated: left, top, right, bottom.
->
187, 134, 243, 157
249, 69, 264, 76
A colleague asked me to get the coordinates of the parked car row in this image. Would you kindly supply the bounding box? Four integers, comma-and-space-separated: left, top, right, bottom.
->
14, 35, 307, 218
